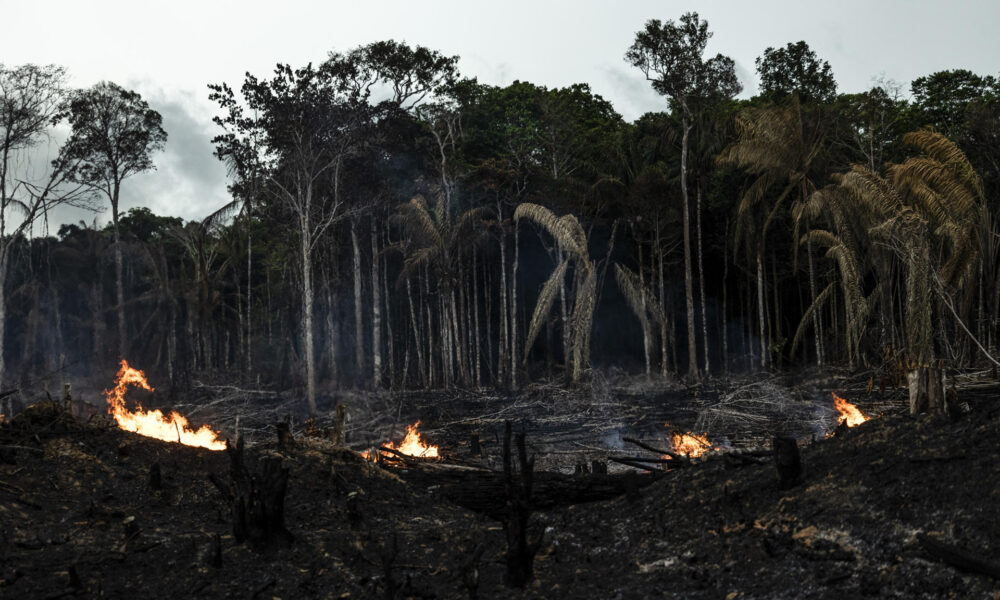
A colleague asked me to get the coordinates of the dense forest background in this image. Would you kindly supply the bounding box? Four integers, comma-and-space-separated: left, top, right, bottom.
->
2, 13, 998, 411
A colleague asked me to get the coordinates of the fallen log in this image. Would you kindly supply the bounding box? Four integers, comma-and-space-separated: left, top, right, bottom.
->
400, 468, 662, 519
918, 533, 1000, 580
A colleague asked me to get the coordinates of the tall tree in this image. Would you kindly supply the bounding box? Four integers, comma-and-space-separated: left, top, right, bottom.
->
755, 41, 837, 104
626, 12, 741, 380
61, 81, 167, 359
1, 64, 91, 388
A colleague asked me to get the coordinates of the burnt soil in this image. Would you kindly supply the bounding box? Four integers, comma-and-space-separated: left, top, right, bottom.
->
1, 383, 1000, 599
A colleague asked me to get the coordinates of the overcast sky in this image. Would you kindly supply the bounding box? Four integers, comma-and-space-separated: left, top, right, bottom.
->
4, 0, 999, 229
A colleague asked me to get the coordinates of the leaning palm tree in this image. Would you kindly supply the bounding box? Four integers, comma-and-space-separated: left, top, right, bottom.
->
514, 203, 596, 383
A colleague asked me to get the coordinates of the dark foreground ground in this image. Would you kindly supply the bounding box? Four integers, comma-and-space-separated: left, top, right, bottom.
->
1, 379, 999, 599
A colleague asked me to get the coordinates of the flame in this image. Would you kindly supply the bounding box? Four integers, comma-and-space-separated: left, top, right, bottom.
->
662, 423, 715, 459
832, 391, 869, 427
105, 360, 226, 450
365, 421, 439, 460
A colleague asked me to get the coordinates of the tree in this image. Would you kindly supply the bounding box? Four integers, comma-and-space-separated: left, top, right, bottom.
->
60, 81, 167, 359
211, 63, 357, 414
626, 12, 741, 380
0, 64, 91, 388
755, 41, 837, 104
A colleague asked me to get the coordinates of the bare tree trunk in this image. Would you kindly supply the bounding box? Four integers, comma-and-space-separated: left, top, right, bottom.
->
382, 249, 395, 389
638, 240, 651, 377
560, 250, 570, 381
112, 185, 127, 358
679, 112, 698, 381
0, 253, 6, 389
371, 219, 382, 390
406, 278, 426, 388
510, 221, 519, 389
804, 210, 823, 367
498, 201, 509, 388
473, 245, 482, 388
301, 214, 317, 415
696, 184, 710, 376
351, 220, 364, 386
722, 219, 729, 377
325, 283, 338, 387
756, 250, 768, 370
656, 222, 667, 377
246, 221, 253, 373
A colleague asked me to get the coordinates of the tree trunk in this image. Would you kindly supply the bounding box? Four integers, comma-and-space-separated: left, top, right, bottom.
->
722, 219, 729, 377
371, 218, 382, 390
497, 201, 509, 388
112, 184, 127, 359
756, 250, 768, 369
406, 278, 426, 388
697, 184, 710, 376
907, 366, 946, 416
805, 210, 824, 367
301, 213, 317, 415
472, 246, 482, 388
680, 112, 698, 381
0, 253, 6, 389
510, 221, 520, 389
351, 220, 364, 386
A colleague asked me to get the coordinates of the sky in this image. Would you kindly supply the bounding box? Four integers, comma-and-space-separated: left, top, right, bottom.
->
4, 0, 999, 230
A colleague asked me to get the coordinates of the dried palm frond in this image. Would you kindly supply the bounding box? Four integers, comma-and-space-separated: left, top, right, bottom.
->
523, 259, 569, 361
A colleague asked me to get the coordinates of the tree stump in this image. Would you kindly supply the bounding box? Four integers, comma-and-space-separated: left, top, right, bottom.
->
908, 366, 947, 416
223, 437, 293, 549
772, 435, 802, 490
502, 421, 540, 588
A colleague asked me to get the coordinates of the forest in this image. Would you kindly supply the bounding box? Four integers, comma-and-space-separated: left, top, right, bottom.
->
2, 15, 998, 415
3, 12, 1000, 599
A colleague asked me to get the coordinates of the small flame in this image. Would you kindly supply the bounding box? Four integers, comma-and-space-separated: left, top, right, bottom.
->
365, 421, 439, 460
832, 391, 869, 427
105, 360, 225, 451
390, 421, 439, 457
663, 423, 716, 459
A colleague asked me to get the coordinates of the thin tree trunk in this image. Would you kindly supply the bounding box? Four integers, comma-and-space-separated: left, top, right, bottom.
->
804, 206, 823, 367
696, 184, 709, 376
112, 184, 127, 358
756, 250, 768, 370
510, 221, 519, 389
679, 111, 698, 381
351, 220, 364, 386
473, 245, 482, 388
406, 278, 426, 388
371, 218, 382, 390
382, 248, 395, 389
498, 201, 508, 388
0, 254, 7, 389
722, 219, 729, 377
301, 213, 317, 415
638, 239, 651, 377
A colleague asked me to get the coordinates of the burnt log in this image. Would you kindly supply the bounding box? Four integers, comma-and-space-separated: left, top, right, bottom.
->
406, 469, 662, 519
918, 533, 1000, 579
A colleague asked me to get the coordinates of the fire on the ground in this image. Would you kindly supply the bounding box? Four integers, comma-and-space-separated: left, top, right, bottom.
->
362, 420, 439, 460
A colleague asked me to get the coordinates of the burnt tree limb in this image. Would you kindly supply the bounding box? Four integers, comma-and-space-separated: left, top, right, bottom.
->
218, 436, 293, 550
918, 534, 1000, 579
400, 468, 662, 519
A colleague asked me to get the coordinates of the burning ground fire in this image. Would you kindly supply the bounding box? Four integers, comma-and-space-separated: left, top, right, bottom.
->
832, 391, 870, 427
362, 420, 439, 460
105, 360, 226, 451
664, 423, 716, 459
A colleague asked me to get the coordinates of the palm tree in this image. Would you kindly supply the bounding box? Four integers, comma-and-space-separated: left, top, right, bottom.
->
515, 203, 596, 383
807, 130, 986, 414
393, 193, 491, 388
718, 94, 829, 369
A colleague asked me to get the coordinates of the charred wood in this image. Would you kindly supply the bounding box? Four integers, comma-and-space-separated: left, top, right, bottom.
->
502, 421, 539, 588
918, 533, 1000, 579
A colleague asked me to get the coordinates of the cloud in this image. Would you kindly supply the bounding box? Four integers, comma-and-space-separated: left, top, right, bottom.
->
600, 66, 664, 121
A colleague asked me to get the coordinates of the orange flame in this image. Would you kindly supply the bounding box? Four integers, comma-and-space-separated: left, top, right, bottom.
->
105, 360, 226, 450
663, 423, 715, 459
832, 391, 869, 427
364, 421, 439, 460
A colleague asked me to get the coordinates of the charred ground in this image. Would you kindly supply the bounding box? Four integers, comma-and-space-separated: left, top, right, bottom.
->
1, 377, 999, 599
